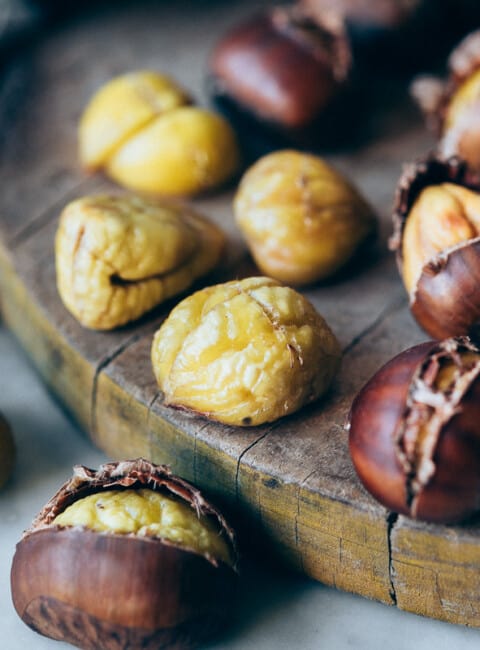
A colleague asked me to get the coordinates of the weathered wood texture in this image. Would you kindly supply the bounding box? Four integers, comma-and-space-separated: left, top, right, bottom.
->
1, 0, 479, 628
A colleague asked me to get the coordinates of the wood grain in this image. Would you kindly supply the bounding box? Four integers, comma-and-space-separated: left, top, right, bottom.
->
1, 0, 480, 628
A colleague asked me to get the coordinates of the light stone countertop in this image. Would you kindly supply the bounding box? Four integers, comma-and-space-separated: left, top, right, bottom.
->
1, 323, 480, 650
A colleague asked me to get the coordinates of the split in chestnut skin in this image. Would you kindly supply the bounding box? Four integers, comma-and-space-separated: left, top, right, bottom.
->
10, 459, 238, 650
348, 337, 480, 524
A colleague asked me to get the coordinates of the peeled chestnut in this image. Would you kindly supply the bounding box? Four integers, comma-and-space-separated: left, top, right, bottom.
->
412, 30, 480, 171
348, 337, 480, 524
209, 5, 351, 143
11, 459, 238, 650
390, 155, 480, 340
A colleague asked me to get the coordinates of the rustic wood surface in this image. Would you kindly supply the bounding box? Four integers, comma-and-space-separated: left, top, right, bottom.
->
1, 0, 478, 628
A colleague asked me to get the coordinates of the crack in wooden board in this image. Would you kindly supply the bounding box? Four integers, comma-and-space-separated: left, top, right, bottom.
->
391, 514, 480, 625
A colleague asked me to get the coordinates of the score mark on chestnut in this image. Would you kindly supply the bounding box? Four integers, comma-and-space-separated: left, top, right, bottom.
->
348, 337, 480, 524
10, 459, 238, 650
209, 5, 351, 141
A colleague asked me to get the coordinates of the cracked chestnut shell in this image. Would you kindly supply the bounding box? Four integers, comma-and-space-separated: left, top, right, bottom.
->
209, 6, 351, 143
11, 459, 238, 650
390, 155, 480, 340
348, 337, 480, 523
412, 31, 480, 171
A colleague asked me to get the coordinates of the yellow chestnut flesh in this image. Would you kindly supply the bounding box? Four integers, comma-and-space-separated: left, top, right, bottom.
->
0, 413, 15, 489
402, 183, 480, 295
79, 70, 240, 196
55, 194, 225, 329
53, 488, 233, 566
442, 69, 480, 171
445, 69, 480, 129
152, 276, 341, 426
234, 150, 376, 285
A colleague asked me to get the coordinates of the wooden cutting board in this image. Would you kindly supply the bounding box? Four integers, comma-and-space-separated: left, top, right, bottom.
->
2, 0, 480, 628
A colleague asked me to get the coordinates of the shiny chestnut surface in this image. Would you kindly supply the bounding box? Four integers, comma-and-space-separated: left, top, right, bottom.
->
348, 338, 480, 523
210, 7, 350, 132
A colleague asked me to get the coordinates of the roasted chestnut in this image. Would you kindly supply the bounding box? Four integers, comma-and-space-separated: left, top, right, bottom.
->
11, 459, 238, 650
412, 30, 480, 171
390, 155, 480, 340
79, 71, 239, 196
151, 276, 341, 427
209, 5, 351, 145
234, 150, 376, 285
348, 337, 480, 524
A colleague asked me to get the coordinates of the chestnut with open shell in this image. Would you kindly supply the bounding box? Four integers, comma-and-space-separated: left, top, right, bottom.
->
348, 337, 480, 524
10, 459, 238, 650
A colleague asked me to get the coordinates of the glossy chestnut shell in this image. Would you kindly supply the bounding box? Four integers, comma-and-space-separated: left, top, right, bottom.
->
390, 155, 480, 340
348, 337, 480, 523
10, 459, 238, 650
209, 6, 351, 143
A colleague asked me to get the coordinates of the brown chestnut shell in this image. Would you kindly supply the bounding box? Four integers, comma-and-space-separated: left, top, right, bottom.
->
390, 155, 480, 339
348, 337, 480, 523
209, 6, 351, 141
11, 459, 238, 650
